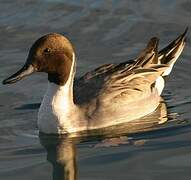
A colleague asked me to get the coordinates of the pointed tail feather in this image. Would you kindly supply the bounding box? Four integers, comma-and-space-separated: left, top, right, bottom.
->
158, 28, 187, 76
130, 37, 159, 70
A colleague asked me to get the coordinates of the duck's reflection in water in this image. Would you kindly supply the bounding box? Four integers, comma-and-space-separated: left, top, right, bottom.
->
40, 135, 77, 180
39, 98, 169, 180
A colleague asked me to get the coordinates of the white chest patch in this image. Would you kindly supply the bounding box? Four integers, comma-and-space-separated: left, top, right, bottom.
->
37, 83, 75, 134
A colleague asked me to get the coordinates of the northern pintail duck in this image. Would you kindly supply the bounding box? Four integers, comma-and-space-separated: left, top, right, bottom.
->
2, 29, 187, 134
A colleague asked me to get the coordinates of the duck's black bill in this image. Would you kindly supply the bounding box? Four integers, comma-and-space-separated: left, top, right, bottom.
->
2, 64, 35, 85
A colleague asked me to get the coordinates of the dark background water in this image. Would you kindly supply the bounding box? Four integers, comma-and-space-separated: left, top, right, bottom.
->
0, 0, 191, 179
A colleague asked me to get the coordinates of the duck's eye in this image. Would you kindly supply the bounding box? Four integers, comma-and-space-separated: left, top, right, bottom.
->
43, 48, 51, 53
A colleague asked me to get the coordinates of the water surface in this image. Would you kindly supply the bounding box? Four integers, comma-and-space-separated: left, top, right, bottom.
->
0, 0, 191, 180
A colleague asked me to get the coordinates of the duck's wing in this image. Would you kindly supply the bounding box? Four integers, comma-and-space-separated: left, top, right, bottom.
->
74, 58, 137, 104
98, 64, 168, 106
85, 40, 170, 126
76, 59, 135, 84
74, 38, 162, 104
73, 63, 127, 104
74, 29, 187, 105
98, 29, 187, 105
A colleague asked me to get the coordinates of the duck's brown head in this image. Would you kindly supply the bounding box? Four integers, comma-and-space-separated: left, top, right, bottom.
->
2, 33, 75, 85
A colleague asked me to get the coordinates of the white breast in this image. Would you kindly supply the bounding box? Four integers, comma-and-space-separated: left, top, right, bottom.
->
38, 83, 73, 134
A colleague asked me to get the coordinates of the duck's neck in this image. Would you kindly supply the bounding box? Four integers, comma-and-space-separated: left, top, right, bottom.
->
46, 82, 74, 110
38, 54, 82, 133
41, 53, 76, 114
51, 53, 76, 107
